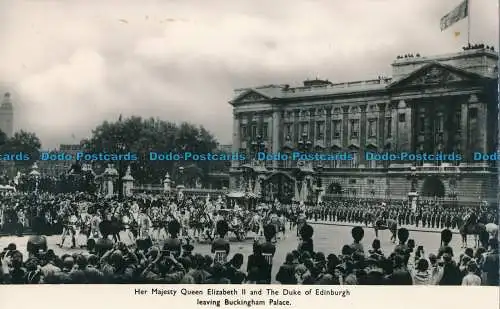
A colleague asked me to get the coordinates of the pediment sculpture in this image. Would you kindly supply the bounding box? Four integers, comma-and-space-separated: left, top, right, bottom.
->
410, 67, 462, 86
238, 91, 268, 103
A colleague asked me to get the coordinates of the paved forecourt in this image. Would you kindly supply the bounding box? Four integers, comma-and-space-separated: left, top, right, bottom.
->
0, 223, 466, 283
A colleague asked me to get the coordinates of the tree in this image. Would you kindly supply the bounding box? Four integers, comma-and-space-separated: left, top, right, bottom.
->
0, 130, 8, 147
83, 116, 218, 185
1, 130, 42, 169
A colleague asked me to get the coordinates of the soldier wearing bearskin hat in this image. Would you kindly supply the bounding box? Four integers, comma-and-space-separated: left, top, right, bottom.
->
163, 219, 182, 258
438, 229, 454, 258
27, 220, 48, 259
296, 211, 307, 237
394, 227, 410, 255
95, 217, 115, 257
350, 226, 365, 255
260, 224, 277, 283
181, 238, 194, 258
298, 223, 314, 255
211, 220, 230, 264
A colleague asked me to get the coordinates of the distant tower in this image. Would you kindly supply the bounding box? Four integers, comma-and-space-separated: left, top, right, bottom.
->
0, 92, 14, 138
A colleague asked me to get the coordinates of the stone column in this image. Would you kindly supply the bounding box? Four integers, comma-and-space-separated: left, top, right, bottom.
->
475, 100, 488, 155
377, 103, 386, 149
325, 108, 332, 148
397, 100, 413, 153
460, 101, 469, 161
390, 103, 398, 151
342, 106, 349, 150
231, 113, 240, 168
359, 105, 367, 166
272, 109, 281, 168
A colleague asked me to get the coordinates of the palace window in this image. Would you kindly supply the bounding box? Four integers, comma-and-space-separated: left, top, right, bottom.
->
251, 124, 257, 139
368, 119, 377, 137
332, 120, 342, 138
300, 123, 309, 138
368, 159, 376, 169
285, 123, 293, 139
455, 110, 462, 133
349, 179, 357, 184
419, 117, 425, 133
350, 119, 360, 138
348, 152, 359, 168
261, 122, 269, 139
399, 113, 406, 122
386, 117, 392, 137
240, 125, 247, 139
436, 114, 444, 133
316, 122, 325, 140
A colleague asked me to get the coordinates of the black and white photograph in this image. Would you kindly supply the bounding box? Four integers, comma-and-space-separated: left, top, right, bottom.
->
0, 0, 498, 288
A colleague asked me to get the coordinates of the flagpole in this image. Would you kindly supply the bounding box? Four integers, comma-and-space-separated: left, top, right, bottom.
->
467, 0, 471, 45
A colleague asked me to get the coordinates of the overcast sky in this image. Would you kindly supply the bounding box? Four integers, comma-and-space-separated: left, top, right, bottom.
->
0, 0, 498, 149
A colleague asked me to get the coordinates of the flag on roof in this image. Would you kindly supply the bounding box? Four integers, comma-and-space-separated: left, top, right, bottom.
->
440, 0, 468, 31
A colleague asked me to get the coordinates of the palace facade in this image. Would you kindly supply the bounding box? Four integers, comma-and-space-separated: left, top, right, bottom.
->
228, 47, 499, 204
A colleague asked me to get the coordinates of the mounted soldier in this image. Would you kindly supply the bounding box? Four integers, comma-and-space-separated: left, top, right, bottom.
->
459, 209, 484, 248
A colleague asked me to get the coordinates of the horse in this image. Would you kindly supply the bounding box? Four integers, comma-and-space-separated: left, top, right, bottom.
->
373, 217, 397, 243
459, 213, 484, 248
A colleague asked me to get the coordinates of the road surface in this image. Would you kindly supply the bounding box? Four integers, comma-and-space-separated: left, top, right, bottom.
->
0, 223, 468, 283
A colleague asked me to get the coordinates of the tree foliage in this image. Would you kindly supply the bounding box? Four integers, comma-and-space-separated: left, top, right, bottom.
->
82, 116, 218, 185
0, 130, 42, 169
